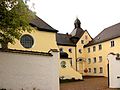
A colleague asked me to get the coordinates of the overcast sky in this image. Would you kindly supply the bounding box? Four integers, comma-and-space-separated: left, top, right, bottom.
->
29, 0, 120, 38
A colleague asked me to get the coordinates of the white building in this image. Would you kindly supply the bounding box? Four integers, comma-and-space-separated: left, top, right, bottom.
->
107, 53, 120, 88
0, 49, 59, 90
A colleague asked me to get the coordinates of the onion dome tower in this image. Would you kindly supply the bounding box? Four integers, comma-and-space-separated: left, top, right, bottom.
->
70, 18, 84, 43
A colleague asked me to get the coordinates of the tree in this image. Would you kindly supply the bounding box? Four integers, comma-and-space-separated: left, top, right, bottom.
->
0, 0, 35, 50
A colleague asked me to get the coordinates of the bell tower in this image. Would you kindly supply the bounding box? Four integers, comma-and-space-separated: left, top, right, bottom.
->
74, 18, 81, 28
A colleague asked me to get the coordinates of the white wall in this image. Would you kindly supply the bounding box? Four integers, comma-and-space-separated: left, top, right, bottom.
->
108, 53, 120, 88
0, 51, 59, 90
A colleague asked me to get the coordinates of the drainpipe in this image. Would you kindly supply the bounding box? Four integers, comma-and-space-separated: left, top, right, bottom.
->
107, 63, 109, 87
75, 45, 77, 71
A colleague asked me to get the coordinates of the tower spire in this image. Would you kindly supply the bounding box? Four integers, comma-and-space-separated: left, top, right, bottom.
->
74, 17, 81, 28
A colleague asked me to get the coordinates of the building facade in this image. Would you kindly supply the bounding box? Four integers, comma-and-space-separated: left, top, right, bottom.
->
0, 16, 60, 90
57, 18, 120, 77
1, 14, 120, 81
84, 23, 120, 77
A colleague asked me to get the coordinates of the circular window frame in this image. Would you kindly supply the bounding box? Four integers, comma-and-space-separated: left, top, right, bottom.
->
20, 34, 34, 49
61, 61, 66, 68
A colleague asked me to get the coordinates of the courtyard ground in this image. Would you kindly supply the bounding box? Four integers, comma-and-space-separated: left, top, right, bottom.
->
60, 77, 119, 90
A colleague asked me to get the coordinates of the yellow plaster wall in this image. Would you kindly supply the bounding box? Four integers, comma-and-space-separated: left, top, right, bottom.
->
59, 58, 82, 80
58, 45, 76, 69
84, 37, 120, 77
76, 31, 92, 73
8, 28, 58, 52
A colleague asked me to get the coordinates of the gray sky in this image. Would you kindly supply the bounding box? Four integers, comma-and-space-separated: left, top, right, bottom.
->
29, 0, 120, 38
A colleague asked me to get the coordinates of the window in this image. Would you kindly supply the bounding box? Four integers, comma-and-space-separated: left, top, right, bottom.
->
100, 67, 103, 73
59, 48, 63, 52
99, 44, 102, 50
79, 49, 82, 53
88, 48, 90, 53
61, 61, 66, 68
94, 68, 97, 73
99, 56, 102, 62
88, 68, 91, 73
111, 41, 115, 47
93, 57, 96, 63
93, 46, 96, 52
85, 35, 88, 40
69, 48, 72, 53
81, 40, 84, 44
20, 34, 34, 48
88, 58, 91, 64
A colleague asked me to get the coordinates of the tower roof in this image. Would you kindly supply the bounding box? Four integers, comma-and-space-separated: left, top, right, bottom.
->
74, 18, 81, 28
71, 18, 84, 38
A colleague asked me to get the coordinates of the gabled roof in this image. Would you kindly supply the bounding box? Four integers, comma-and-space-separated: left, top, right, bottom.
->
30, 16, 58, 33
56, 33, 76, 46
84, 23, 120, 47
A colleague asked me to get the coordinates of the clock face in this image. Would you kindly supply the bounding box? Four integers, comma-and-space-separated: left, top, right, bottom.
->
61, 61, 66, 68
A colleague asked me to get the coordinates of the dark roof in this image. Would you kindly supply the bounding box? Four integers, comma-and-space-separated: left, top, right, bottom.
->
74, 18, 81, 28
71, 18, 84, 37
56, 18, 85, 46
71, 28, 85, 38
0, 48, 52, 56
30, 16, 58, 33
56, 33, 76, 46
85, 23, 120, 47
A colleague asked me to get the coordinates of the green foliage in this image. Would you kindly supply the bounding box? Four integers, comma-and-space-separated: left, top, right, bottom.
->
0, 0, 35, 49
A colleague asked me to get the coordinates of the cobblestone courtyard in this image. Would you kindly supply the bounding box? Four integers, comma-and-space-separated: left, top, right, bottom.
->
60, 77, 119, 90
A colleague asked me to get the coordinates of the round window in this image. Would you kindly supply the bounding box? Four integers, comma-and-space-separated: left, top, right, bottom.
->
20, 34, 34, 48
61, 61, 66, 68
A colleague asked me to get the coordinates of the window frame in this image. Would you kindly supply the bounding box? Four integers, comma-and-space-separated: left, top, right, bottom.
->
99, 56, 102, 62
111, 41, 115, 47
59, 48, 63, 52
68, 48, 72, 53
61, 61, 66, 68
99, 44, 102, 50
93, 57, 96, 63
20, 34, 34, 49
88, 68, 91, 73
88, 58, 91, 64
93, 46, 96, 52
94, 68, 97, 73
88, 48, 90, 53
79, 49, 82, 53
100, 67, 103, 73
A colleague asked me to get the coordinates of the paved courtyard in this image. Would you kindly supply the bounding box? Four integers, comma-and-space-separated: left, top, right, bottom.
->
60, 77, 119, 90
